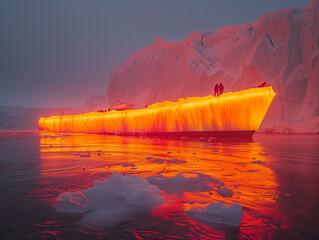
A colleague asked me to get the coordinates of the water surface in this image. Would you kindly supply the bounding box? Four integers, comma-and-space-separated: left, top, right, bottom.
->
0, 131, 318, 239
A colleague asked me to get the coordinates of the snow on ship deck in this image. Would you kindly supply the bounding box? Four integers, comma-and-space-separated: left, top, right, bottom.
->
38, 86, 276, 137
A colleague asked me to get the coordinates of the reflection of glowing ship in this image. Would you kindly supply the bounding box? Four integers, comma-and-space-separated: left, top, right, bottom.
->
38, 86, 276, 138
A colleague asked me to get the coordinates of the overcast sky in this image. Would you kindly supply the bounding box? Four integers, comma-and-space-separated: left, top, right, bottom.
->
0, 0, 311, 107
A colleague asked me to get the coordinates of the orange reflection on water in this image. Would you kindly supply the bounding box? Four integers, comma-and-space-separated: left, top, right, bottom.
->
39, 132, 281, 238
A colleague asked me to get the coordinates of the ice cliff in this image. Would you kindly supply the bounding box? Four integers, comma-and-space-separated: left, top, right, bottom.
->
107, 0, 319, 133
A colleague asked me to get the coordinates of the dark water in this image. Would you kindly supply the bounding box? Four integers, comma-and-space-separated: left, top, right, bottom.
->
0, 131, 318, 239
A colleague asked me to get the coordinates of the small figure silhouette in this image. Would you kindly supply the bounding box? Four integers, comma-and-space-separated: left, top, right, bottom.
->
219, 82, 224, 96
214, 83, 219, 97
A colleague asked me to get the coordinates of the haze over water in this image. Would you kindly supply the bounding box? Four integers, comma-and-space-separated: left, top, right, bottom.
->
0, 131, 318, 239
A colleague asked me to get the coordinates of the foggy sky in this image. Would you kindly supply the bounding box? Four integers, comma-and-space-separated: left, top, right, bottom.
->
0, 0, 311, 108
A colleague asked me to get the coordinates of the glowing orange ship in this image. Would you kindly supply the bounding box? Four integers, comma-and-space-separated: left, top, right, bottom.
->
38, 86, 276, 138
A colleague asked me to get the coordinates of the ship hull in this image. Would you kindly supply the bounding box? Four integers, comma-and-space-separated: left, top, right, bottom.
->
115, 130, 255, 139
38, 87, 276, 138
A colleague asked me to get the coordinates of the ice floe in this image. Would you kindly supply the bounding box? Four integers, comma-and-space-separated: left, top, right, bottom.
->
247, 169, 260, 172
217, 187, 233, 197
122, 162, 135, 167
251, 160, 266, 164
188, 202, 244, 227
146, 156, 187, 164
55, 173, 164, 226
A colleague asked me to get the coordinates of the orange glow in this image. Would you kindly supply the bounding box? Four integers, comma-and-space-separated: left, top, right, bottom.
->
38, 87, 275, 134
38, 132, 280, 235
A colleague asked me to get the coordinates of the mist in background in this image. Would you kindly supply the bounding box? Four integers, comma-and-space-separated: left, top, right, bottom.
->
0, 0, 310, 108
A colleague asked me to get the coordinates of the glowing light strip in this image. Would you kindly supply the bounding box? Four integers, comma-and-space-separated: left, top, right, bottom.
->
38, 87, 276, 134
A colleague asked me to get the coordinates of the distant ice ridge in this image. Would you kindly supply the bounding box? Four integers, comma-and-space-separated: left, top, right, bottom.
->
188, 202, 244, 227
55, 173, 164, 226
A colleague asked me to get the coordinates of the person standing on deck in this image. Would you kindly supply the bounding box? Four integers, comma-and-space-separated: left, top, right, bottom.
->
219, 82, 224, 96
214, 83, 219, 97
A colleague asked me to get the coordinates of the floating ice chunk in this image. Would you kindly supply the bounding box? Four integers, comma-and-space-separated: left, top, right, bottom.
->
259, 152, 269, 156
54, 173, 164, 226
251, 160, 266, 164
151, 158, 187, 164
122, 162, 135, 167
189, 202, 244, 227
147, 173, 224, 194
75, 152, 91, 157
217, 187, 233, 197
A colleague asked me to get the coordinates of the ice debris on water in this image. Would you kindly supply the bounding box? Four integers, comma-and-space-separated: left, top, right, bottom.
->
75, 152, 91, 157
247, 169, 260, 172
251, 160, 266, 164
188, 202, 244, 227
152, 158, 187, 164
259, 152, 269, 156
122, 162, 135, 167
54, 173, 164, 226
217, 187, 233, 197
145, 156, 186, 164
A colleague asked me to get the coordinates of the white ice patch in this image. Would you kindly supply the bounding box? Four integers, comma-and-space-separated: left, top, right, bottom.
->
147, 173, 224, 194
55, 173, 164, 226
188, 202, 244, 227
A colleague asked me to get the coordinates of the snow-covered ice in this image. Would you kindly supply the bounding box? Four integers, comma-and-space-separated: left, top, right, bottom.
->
107, 0, 319, 133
